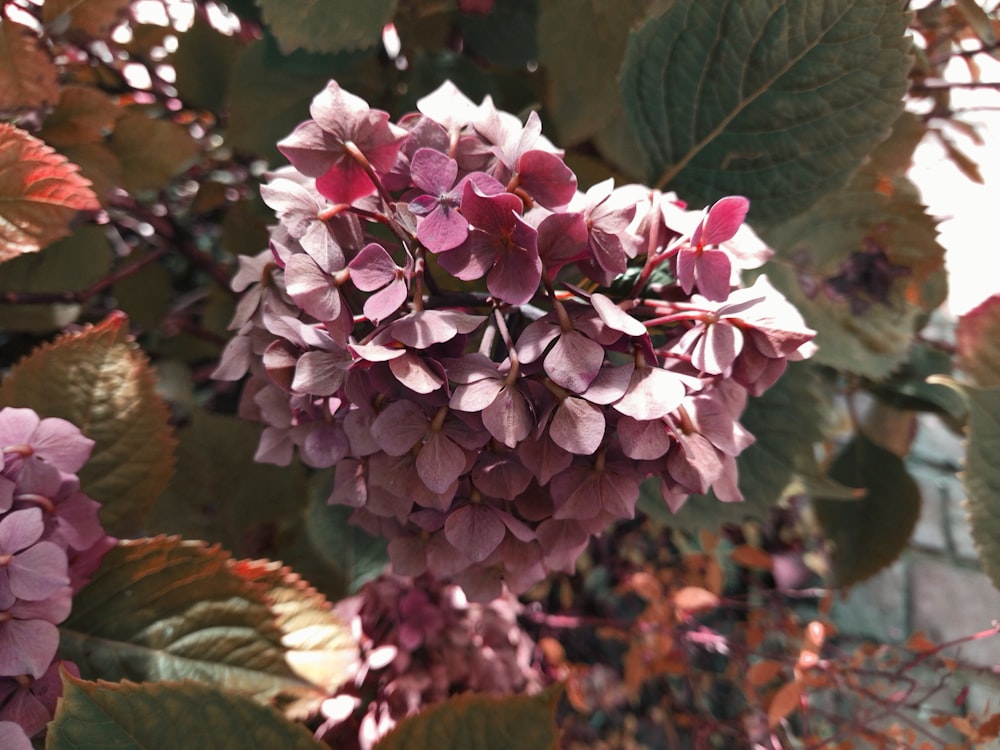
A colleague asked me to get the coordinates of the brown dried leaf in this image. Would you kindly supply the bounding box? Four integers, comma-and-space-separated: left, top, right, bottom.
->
767, 679, 802, 728
0, 21, 60, 113
0, 123, 99, 260
745, 659, 785, 689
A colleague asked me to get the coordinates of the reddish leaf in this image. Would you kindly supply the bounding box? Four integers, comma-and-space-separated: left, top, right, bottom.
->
767, 679, 802, 728
730, 544, 773, 570
745, 660, 785, 689
0, 124, 99, 260
0, 21, 60, 112
957, 294, 1000, 388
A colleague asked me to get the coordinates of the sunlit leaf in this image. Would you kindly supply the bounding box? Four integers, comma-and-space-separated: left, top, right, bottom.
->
0, 123, 99, 260
108, 112, 199, 193
620, 0, 911, 223
257, 0, 397, 54
0, 20, 60, 112
48, 671, 327, 750
59, 537, 337, 712
0, 312, 176, 535
376, 685, 562, 750
957, 294, 1000, 388
960, 385, 1000, 590
812, 432, 921, 586
672, 586, 720, 613
43, 0, 132, 39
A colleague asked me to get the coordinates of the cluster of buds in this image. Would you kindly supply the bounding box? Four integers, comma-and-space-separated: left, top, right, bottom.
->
215, 80, 816, 600
0, 408, 113, 744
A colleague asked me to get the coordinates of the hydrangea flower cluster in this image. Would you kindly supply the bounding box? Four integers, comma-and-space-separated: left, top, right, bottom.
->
215, 80, 816, 601
315, 573, 543, 749
0, 408, 113, 743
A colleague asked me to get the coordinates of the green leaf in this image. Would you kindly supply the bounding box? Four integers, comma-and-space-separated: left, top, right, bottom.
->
961, 385, 1000, 589
257, 0, 396, 54
375, 684, 563, 750
59, 537, 354, 712
812, 432, 921, 586
0, 224, 112, 332
226, 39, 364, 162
459, 0, 538, 69
957, 294, 1000, 389
110, 251, 173, 332
47, 671, 327, 750
148, 408, 309, 558
108, 112, 199, 194
171, 18, 242, 113
619, 0, 911, 222
537, 0, 669, 146
276, 476, 388, 602
0, 312, 176, 535
0, 123, 99, 260
871, 342, 967, 424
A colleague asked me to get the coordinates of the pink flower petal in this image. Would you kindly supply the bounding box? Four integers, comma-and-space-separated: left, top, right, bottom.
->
549, 397, 605, 455
444, 504, 505, 563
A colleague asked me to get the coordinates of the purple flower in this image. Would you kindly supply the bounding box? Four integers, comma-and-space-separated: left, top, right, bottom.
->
0, 658, 75, 737
0, 594, 71, 679
0, 509, 69, 604
348, 242, 411, 324
277, 81, 406, 205
437, 183, 541, 305
0, 409, 94, 480
674, 196, 749, 302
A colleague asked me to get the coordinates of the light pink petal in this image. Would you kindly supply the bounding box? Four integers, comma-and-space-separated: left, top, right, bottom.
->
544, 331, 604, 394
516, 149, 577, 209
284, 253, 342, 321
416, 203, 470, 252
692, 321, 743, 375
0, 509, 43, 554
0, 618, 58, 679
692, 247, 732, 302
481, 386, 533, 448
292, 350, 348, 396
363, 279, 408, 324
371, 401, 428, 455
514, 319, 559, 363
614, 367, 685, 420
9, 542, 69, 602
617, 416, 671, 460
450, 377, 505, 412
549, 397, 605, 455
389, 353, 445, 394
349, 243, 397, 291
550, 466, 601, 520
590, 293, 646, 337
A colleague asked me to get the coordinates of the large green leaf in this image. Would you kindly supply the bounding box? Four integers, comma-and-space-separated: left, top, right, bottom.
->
961, 385, 1000, 590
376, 685, 562, 750
257, 0, 396, 54
619, 0, 911, 223
537, 0, 670, 146
48, 672, 326, 750
60, 537, 357, 712
171, 18, 242, 114
0, 313, 176, 535
812, 432, 921, 586
459, 0, 539, 69
147, 408, 309, 558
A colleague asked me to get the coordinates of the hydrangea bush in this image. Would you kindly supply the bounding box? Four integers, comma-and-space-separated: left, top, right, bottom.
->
215, 80, 816, 601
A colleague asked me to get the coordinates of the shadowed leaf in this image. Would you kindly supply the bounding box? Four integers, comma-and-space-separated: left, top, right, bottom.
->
257, 0, 397, 54
39, 85, 121, 147
812, 432, 921, 586
620, 0, 911, 222
0, 312, 176, 535
0, 21, 60, 112
0, 124, 99, 259
108, 112, 199, 193
957, 295, 1000, 388
43, 0, 132, 39
48, 671, 327, 750
376, 684, 562, 750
